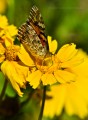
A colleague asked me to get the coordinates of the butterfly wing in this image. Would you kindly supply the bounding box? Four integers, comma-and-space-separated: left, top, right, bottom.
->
28, 6, 47, 47
17, 6, 48, 61
29, 6, 45, 31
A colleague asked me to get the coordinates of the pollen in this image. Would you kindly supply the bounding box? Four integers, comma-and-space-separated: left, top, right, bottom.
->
36, 56, 59, 74
5, 45, 20, 61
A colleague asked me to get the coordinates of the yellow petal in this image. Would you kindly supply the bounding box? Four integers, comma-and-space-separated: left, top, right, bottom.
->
18, 44, 35, 66
44, 81, 88, 118
0, 29, 4, 36
3, 34, 13, 46
41, 73, 56, 85
60, 51, 83, 68
8, 78, 24, 97
1, 60, 29, 96
0, 15, 8, 28
72, 49, 88, 77
1, 61, 25, 86
0, 43, 5, 54
0, 55, 5, 63
57, 43, 78, 62
65, 83, 88, 118
5, 25, 18, 37
54, 70, 76, 83
0, 43, 5, 62
27, 70, 42, 89
44, 84, 66, 117
10, 61, 28, 85
48, 36, 57, 54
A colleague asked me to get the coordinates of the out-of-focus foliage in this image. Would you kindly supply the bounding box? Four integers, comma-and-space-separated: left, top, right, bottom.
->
0, 0, 88, 120
0, 0, 86, 51
5, 0, 88, 51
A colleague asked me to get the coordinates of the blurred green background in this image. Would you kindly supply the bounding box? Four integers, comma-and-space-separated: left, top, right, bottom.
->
4, 0, 88, 52
0, 0, 88, 120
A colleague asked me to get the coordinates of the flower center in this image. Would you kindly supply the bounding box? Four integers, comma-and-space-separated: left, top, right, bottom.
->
5, 45, 20, 61
36, 56, 59, 74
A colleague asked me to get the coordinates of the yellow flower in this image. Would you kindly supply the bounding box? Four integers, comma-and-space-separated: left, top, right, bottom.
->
0, 43, 29, 97
19, 36, 83, 89
0, 15, 29, 96
0, 15, 18, 45
54, 43, 83, 83
44, 50, 88, 118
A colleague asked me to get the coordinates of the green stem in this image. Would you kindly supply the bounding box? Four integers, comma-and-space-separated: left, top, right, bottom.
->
38, 86, 46, 120
0, 79, 8, 104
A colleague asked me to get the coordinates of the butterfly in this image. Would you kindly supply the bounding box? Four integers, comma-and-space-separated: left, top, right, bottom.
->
17, 6, 49, 63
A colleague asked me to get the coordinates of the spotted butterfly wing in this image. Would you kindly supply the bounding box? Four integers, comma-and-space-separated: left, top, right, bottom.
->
17, 6, 48, 62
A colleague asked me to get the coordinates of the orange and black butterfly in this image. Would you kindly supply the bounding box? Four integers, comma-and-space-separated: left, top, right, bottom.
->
17, 6, 49, 62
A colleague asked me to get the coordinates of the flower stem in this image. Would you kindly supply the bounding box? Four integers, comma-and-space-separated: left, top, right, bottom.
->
0, 79, 8, 104
38, 86, 46, 120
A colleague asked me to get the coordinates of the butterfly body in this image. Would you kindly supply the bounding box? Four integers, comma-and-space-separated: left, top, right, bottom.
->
17, 6, 49, 63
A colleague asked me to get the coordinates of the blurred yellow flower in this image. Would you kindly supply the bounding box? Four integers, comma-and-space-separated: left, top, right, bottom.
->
18, 36, 83, 89
0, 15, 29, 96
0, 0, 7, 13
0, 15, 18, 45
44, 50, 88, 118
